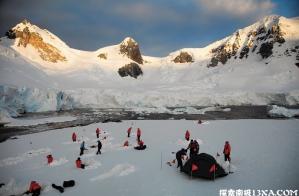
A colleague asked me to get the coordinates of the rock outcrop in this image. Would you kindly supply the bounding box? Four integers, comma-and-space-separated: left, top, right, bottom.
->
12, 20, 67, 63
172, 52, 193, 63
98, 53, 107, 59
119, 38, 143, 64
118, 62, 143, 79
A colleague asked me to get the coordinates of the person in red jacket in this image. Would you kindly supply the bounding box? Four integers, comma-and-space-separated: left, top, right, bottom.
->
124, 141, 129, 147
137, 128, 141, 141
96, 128, 100, 138
223, 141, 231, 162
28, 181, 41, 196
185, 130, 190, 141
76, 157, 85, 169
127, 127, 132, 137
46, 155, 53, 164
72, 132, 76, 142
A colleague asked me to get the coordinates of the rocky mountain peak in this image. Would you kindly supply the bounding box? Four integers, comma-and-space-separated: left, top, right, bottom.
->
119, 37, 143, 64
10, 20, 67, 63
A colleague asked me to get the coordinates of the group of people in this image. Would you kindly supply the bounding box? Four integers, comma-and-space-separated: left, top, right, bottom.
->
186, 139, 200, 157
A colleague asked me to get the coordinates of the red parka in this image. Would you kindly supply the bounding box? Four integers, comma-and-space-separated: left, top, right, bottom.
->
223, 142, 231, 154
137, 128, 141, 136
185, 131, 190, 139
29, 181, 41, 192
76, 159, 82, 168
96, 128, 100, 134
46, 155, 53, 164
127, 127, 132, 133
72, 133, 76, 140
124, 141, 129, 146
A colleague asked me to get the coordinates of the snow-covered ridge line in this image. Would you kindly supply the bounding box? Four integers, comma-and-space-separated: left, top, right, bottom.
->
0, 85, 298, 116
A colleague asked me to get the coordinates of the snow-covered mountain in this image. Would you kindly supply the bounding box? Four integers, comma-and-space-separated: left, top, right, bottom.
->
0, 15, 299, 116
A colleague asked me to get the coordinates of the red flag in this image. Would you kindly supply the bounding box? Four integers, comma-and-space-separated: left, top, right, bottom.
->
103, 136, 107, 140
192, 164, 198, 171
209, 164, 215, 172
166, 162, 170, 165
30, 142, 32, 144
172, 159, 176, 163
217, 153, 220, 157
83, 129, 85, 131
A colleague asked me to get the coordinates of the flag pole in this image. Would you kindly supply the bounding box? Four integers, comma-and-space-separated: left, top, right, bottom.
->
161, 150, 162, 170
214, 165, 215, 182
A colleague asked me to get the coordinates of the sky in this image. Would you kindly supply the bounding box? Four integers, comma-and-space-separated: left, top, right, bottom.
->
0, 0, 298, 57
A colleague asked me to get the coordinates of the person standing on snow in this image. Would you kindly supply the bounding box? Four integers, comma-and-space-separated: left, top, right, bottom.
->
193, 140, 200, 156
223, 141, 231, 162
185, 130, 190, 141
96, 140, 102, 155
176, 148, 187, 171
96, 128, 100, 139
186, 140, 194, 157
80, 141, 86, 156
127, 127, 132, 137
137, 128, 141, 141
72, 132, 76, 142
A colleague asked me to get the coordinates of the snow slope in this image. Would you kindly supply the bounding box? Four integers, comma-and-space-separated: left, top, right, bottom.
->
0, 117, 298, 196
0, 15, 299, 116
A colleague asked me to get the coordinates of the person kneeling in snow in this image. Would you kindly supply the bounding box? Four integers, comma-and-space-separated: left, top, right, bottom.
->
76, 157, 85, 169
124, 141, 129, 147
134, 140, 146, 150
46, 155, 53, 164
176, 148, 187, 171
23, 181, 41, 196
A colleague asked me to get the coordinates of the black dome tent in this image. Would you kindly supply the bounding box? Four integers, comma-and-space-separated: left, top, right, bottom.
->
182, 153, 228, 179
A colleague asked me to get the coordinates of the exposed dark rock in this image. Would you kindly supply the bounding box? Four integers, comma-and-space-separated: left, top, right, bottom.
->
295, 63, 299, 68
119, 38, 143, 64
208, 57, 218, 67
118, 62, 143, 78
276, 37, 285, 44
173, 52, 193, 63
98, 53, 107, 59
258, 42, 273, 59
5, 29, 16, 39
239, 46, 250, 59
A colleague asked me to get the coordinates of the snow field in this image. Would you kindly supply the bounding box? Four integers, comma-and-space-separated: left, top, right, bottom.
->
1, 119, 299, 196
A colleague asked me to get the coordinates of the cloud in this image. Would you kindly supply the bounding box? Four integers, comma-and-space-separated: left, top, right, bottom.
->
193, 0, 275, 17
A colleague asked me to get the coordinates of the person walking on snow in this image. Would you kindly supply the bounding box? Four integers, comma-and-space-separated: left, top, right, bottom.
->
80, 141, 86, 156
176, 148, 187, 171
137, 128, 141, 141
127, 127, 132, 137
185, 130, 190, 141
96, 128, 100, 138
96, 140, 102, 155
72, 132, 76, 142
223, 141, 231, 162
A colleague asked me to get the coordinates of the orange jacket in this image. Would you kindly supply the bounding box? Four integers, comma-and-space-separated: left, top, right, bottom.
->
72, 133, 76, 140
124, 141, 129, 146
29, 181, 41, 192
47, 155, 53, 164
76, 159, 82, 168
138, 140, 144, 147
127, 127, 132, 133
185, 131, 190, 139
223, 142, 231, 154
96, 128, 100, 134
137, 128, 141, 136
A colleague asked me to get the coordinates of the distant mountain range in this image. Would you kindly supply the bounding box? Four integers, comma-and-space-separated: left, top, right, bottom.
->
0, 15, 299, 114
